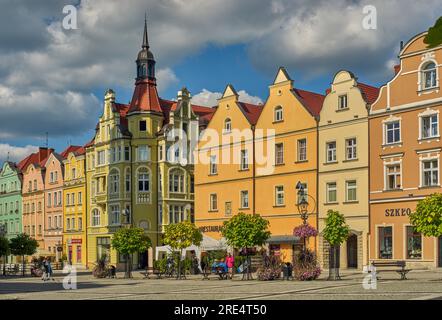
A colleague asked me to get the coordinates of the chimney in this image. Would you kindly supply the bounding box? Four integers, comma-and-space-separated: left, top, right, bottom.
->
38, 147, 54, 163
394, 64, 400, 75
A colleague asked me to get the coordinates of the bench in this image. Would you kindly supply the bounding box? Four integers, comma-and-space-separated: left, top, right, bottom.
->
370, 260, 411, 280
141, 267, 163, 279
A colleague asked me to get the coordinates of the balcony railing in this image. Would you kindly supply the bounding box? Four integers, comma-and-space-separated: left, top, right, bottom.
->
137, 192, 151, 204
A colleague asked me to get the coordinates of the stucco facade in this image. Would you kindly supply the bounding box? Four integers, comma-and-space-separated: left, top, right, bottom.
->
369, 32, 442, 269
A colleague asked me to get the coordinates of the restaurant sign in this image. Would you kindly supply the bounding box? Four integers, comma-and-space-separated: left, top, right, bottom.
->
385, 208, 412, 217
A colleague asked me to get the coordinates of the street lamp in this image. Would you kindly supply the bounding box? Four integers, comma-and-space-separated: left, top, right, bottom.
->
121, 208, 131, 226
296, 181, 309, 225
0, 223, 6, 276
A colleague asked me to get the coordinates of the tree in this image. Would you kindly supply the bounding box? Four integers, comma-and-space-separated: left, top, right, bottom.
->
410, 193, 442, 237
0, 237, 10, 276
9, 234, 38, 276
163, 221, 203, 279
424, 17, 442, 48
222, 213, 271, 280
111, 227, 152, 278
322, 210, 350, 281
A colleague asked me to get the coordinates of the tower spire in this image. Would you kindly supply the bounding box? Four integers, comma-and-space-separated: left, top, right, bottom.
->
142, 12, 149, 49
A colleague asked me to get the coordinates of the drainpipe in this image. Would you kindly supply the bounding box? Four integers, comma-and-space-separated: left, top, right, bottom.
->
252, 125, 256, 215
315, 116, 319, 254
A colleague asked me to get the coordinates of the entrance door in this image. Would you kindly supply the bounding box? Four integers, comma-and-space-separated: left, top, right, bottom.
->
139, 251, 148, 269
347, 234, 358, 269
68, 246, 73, 264
439, 237, 442, 268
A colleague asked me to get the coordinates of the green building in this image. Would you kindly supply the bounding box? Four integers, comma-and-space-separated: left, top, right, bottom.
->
0, 161, 23, 262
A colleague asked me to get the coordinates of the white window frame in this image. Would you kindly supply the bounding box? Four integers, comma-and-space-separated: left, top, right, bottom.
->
326, 141, 337, 163
338, 94, 348, 110
275, 143, 284, 165
345, 180, 357, 202
275, 186, 285, 206
274, 106, 283, 122
384, 162, 402, 191
418, 108, 440, 140
240, 149, 249, 170
210, 194, 218, 211
224, 118, 232, 134
240, 190, 249, 209
345, 138, 357, 160
210, 155, 218, 175
326, 182, 337, 203
297, 139, 307, 162
383, 119, 401, 145
421, 158, 440, 188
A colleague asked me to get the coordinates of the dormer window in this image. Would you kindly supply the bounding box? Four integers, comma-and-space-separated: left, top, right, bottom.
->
338, 95, 348, 110
224, 118, 232, 133
139, 120, 147, 132
274, 106, 283, 122
422, 62, 437, 90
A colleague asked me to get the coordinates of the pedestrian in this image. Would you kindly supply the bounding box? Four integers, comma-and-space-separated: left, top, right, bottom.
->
225, 253, 234, 279
46, 258, 55, 281
41, 258, 49, 281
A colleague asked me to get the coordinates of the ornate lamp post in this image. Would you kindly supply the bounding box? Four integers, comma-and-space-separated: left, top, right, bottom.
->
0, 223, 6, 276
295, 181, 317, 251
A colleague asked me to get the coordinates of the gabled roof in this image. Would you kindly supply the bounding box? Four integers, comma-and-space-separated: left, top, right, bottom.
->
238, 102, 264, 125
292, 89, 325, 117
114, 103, 130, 131
18, 148, 54, 171
60, 146, 85, 159
357, 83, 380, 105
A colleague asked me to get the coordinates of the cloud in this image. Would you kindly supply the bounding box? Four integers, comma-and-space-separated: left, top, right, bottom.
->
0, 144, 39, 163
156, 68, 179, 94
192, 89, 262, 107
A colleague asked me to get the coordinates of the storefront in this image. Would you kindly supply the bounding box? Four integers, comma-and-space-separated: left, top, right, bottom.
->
370, 201, 439, 269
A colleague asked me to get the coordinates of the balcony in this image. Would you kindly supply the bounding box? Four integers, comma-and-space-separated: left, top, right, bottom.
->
94, 192, 107, 204
137, 192, 151, 204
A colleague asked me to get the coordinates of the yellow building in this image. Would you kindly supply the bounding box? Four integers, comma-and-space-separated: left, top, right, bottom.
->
318, 71, 379, 270
62, 146, 87, 268
195, 68, 325, 263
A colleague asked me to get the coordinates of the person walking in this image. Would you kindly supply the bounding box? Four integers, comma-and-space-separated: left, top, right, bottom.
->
46, 258, 55, 281
225, 253, 235, 280
41, 258, 49, 281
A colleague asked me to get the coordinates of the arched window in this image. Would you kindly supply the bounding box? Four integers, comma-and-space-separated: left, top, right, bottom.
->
169, 169, 185, 193
274, 106, 283, 122
91, 209, 100, 226
422, 62, 437, 89
125, 169, 131, 192
138, 168, 150, 192
224, 118, 232, 133
109, 170, 119, 194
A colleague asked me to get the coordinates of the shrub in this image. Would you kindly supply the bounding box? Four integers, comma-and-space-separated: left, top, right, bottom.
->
257, 254, 282, 281
92, 255, 110, 278
292, 249, 321, 281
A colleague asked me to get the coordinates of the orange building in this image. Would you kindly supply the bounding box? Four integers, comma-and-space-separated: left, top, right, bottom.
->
195, 68, 324, 262
20, 147, 54, 257
369, 32, 442, 268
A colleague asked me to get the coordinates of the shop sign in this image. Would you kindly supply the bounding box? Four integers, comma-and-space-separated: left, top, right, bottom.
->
198, 225, 223, 233
385, 208, 412, 217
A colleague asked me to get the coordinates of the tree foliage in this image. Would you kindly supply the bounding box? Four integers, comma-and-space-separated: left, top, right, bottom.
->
9, 233, 38, 256
0, 236, 10, 257
222, 213, 271, 249
163, 221, 203, 250
424, 17, 442, 48
111, 227, 151, 255
322, 210, 350, 246
410, 193, 442, 237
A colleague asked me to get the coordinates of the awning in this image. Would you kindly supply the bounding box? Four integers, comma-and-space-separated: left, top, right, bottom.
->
266, 235, 300, 244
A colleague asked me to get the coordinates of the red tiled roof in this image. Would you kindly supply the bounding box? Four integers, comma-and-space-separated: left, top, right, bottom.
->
17, 148, 54, 171
238, 102, 264, 125
115, 103, 130, 128
84, 138, 95, 148
60, 146, 84, 159
357, 83, 380, 105
292, 89, 325, 117
128, 79, 163, 114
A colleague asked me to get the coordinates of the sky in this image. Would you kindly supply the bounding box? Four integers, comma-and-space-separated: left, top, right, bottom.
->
0, 0, 441, 163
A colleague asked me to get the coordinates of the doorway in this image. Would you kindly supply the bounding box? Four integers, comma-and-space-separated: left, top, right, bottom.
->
438, 237, 442, 268
139, 251, 148, 269
347, 234, 358, 269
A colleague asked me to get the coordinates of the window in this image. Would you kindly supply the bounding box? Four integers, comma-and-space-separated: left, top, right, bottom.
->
48, 216, 52, 230
190, 176, 194, 194
346, 181, 357, 202
33, 180, 37, 191
422, 160, 439, 187
110, 205, 120, 225
38, 202, 41, 212
71, 168, 76, 179
169, 205, 184, 224
386, 164, 401, 190
240, 191, 249, 209
139, 120, 147, 132
124, 147, 130, 161
117, 146, 122, 161
96, 237, 110, 262
78, 217, 82, 230
50, 172, 54, 183
274, 106, 283, 122
385, 121, 401, 144
422, 62, 437, 89
125, 170, 131, 192
71, 218, 75, 230
158, 205, 163, 225
346, 138, 357, 160
92, 209, 100, 226
297, 139, 307, 162
210, 194, 218, 211
240, 150, 249, 170
326, 142, 337, 163
378, 226, 393, 259
110, 171, 119, 194
275, 143, 284, 165
78, 192, 82, 205
48, 193, 52, 207
111, 148, 116, 163
138, 146, 150, 161
97, 150, 106, 165
225, 202, 232, 216
275, 186, 284, 206
297, 183, 308, 204
224, 118, 232, 133
326, 182, 337, 203
338, 95, 348, 109
421, 114, 439, 139
210, 155, 217, 175
58, 191, 62, 206
138, 168, 150, 192
158, 145, 163, 161
169, 170, 184, 193
54, 192, 57, 206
